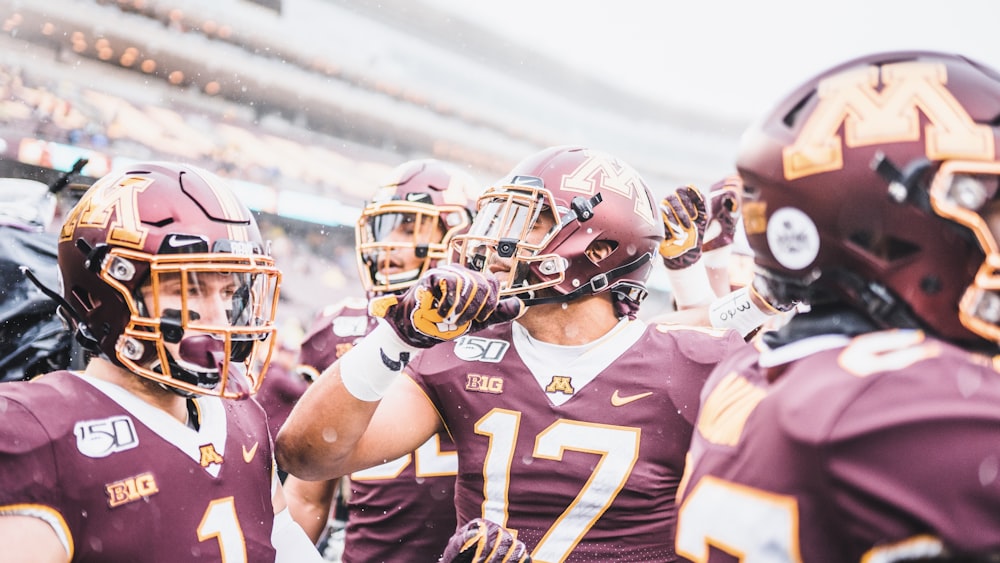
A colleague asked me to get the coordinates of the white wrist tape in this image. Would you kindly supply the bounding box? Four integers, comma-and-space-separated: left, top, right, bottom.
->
708, 286, 778, 336
666, 260, 715, 309
709, 285, 777, 337
339, 322, 419, 402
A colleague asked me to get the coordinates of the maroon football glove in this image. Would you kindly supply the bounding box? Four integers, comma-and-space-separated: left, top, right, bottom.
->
370, 264, 524, 348
658, 185, 707, 270
439, 518, 531, 563
703, 175, 742, 252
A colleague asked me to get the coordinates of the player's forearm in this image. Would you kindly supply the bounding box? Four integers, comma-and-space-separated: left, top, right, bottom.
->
275, 360, 378, 480
283, 476, 336, 544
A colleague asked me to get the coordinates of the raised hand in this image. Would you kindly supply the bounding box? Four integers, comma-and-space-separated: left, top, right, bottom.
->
439, 518, 531, 563
658, 184, 707, 270
703, 175, 742, 252
370, 264, 523, 348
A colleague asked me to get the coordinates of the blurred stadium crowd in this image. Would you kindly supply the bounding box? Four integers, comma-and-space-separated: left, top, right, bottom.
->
0, 0, 740, 347
0, 55, 365, 343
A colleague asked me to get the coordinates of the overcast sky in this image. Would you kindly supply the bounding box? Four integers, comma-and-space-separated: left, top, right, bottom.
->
425, 0, 1000, 120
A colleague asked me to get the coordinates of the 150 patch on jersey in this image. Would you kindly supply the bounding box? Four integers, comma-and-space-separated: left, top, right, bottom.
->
454, 335, 509, 363
75, 415, 139, 458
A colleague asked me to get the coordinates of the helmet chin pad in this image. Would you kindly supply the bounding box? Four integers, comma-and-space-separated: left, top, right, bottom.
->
158, 335, 253, 399
178, 334, 226, 372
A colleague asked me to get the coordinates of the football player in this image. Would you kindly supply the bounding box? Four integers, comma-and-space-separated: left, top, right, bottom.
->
277, 146, 748, 561
675, 51, 1000, 562
0, 162, 320, 562
658, 177, 743, 303
280, 158, 476, 562
655, 179, 787, 338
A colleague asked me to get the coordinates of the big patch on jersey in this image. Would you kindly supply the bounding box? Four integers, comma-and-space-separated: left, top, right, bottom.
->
466, 373, 505, 394
106, 472, 159, 508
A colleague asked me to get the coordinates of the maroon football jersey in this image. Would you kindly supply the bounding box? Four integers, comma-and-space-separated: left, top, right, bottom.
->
676, 330, 1000, 562
297, 298, 459, 563
296, 298, 377, 382
408, 320, 745, 562
0, 370, 278, 562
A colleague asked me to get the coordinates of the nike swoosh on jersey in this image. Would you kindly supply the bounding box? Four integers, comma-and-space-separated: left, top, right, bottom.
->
242, 442, 259, 463
611, 390, 653, 406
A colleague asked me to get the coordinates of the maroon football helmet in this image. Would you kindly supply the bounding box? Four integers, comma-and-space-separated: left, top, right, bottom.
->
452, 146, 664, 317
737, 50, 1000, 345
355, 159, 477, 295
58, 162, 281, 398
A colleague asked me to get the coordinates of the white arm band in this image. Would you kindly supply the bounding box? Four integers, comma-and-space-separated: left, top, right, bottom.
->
338, 321, 420, 402
272, 508, 324, 562
665, 259, 716, 309
709, 285, 778, 337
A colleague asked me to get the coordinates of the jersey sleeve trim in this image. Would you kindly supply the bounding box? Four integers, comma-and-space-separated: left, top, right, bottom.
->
0, 503, 73, 558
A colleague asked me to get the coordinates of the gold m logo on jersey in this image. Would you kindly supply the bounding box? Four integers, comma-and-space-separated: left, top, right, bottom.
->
545, 376, 575, 395
59, 174, 155, 249
784, 61, 995, 181
561, 150, 655, 226
199, 443, 225, 467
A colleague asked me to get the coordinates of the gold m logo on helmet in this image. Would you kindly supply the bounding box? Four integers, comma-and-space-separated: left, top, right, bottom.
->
784, 61, 995, 180
561, 150, 656, 226
59, 175, 154, 249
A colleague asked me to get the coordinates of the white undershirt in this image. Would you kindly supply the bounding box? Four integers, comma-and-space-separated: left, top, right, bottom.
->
512, 317, 647, 406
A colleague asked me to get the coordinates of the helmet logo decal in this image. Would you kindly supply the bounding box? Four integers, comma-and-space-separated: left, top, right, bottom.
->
766, 207, 820, 270
742, 201, 768, 236
561, 151, 656, 226
59, 175, 154, 249
784, 62, 995, 180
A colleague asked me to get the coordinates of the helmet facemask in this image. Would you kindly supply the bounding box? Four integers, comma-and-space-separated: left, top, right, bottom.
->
452, 180, 567, 300
108, 245, 280, 400
356, 200, 470, 295
928, 159, 1000, 343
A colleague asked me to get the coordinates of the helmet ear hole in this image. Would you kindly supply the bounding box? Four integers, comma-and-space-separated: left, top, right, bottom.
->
585, 240, 617, 263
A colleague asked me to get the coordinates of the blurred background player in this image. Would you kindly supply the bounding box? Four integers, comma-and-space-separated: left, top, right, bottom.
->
277, 145, 748, 562
658, 177, 742, 304
675, 50, 1000, 562
0, 160, 91, 383
700, 175, 744, 298
278, 158, 478, 562
0, 162, 320, 561
655, 177, 785, 339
